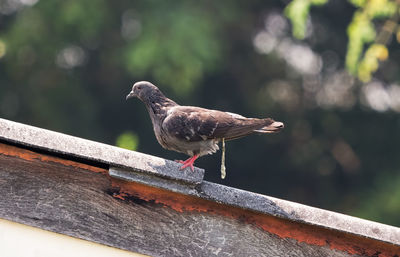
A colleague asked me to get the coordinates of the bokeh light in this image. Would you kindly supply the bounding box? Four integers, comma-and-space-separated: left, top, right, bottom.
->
0, 40, 6, 59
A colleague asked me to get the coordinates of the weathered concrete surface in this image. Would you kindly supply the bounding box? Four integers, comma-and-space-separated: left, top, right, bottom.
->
268, 195, 400, 247
1, 118, 400, 250
0, 118, 204, 185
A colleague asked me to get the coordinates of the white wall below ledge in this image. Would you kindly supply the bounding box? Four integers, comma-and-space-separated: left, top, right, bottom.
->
0, 218, 146, 257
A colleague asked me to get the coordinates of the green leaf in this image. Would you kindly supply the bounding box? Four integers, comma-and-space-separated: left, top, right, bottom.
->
348, 0, 368, 7
285, 0, 311, 39
311, 0, 328, 5
366, 0, 397, 18
285, 0, 328, 39
357, 44, 388, 82
345, 11, 376, 74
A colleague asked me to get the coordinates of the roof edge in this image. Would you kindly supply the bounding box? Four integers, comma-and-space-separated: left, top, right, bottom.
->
0, 118, 204, 185
0, 118, 399, 246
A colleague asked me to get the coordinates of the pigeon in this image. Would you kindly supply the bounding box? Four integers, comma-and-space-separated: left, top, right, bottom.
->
126, 81, 284, 172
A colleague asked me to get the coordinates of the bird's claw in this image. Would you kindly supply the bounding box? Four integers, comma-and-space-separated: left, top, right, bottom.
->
179, 162, 195, 172
175, 159, 195, 171
175, 155, 199, 172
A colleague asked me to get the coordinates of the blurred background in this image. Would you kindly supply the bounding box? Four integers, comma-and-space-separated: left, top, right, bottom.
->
1, 0, 399, 226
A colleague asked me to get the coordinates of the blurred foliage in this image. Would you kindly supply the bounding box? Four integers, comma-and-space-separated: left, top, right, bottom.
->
123, 2, 223, 96
1, 0, 400, 227
285, 0, 398, 82
353, 169, 400, 224
284, 0, 328, 39
357, 43, 388, 81
116, 131, 139, 151
397, 27, 400, 42
0, 39, 5, 58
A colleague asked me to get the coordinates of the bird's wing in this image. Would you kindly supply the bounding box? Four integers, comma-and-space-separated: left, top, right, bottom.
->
162, 106, 274, 142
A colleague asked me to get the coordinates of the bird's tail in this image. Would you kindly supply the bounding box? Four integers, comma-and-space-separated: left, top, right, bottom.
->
253, 120, 284, 134
223, 118, 284, 141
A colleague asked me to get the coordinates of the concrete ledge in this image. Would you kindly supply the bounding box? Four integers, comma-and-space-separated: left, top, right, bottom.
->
0, 118, 399, 248
267, 195, 400, 246
109, 167, 293, 219
0, 118, 204, 186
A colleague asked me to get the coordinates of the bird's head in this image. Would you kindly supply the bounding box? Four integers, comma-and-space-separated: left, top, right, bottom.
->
126, 81, 162, 102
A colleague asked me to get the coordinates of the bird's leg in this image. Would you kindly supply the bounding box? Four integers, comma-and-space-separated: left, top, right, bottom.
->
176, 155, 199, 172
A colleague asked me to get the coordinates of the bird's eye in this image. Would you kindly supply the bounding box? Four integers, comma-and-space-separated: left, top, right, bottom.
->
137, 86, 142, 90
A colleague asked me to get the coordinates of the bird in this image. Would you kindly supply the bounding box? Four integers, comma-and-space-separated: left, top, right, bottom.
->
126, 81, 284, 172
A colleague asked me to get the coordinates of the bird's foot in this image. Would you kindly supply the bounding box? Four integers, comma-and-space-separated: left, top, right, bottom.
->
175, 155, 199, 172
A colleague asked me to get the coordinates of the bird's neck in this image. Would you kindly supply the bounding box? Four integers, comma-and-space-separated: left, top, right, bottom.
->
145, 95, 177, 118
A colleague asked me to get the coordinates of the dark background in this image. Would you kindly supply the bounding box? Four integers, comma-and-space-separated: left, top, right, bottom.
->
1, 0, 399, 226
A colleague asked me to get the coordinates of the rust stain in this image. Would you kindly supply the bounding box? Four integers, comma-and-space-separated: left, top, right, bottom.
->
0, 143, 107, 174
112, 191, 129, 200
113, 179, 400, 257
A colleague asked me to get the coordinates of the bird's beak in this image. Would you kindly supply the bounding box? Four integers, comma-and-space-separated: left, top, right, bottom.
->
265, 122, 284, 133
126, 91, 136, 100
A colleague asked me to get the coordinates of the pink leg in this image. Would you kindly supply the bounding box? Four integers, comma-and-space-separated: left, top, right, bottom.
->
175, 155, 199, 172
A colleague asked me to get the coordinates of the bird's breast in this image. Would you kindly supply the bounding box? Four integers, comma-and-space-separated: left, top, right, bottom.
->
160, 134, 220, 157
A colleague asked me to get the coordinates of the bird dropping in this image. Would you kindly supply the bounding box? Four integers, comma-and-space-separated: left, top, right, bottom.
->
221, 138, 226, 179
